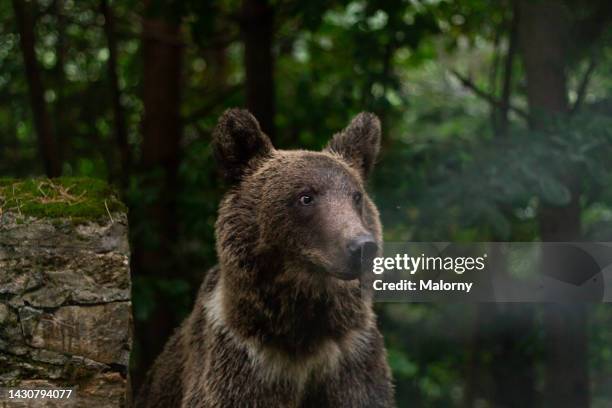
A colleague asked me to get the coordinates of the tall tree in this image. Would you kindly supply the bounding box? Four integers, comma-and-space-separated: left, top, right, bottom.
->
457, 8, 535, 405
53, 0, 67, 165
101, 0, 130, 189
132, 0, 184, 390
12, 0, 61, 177
486, 7, 536, 407
518, 1, 587, 406
241, 0, 276, 140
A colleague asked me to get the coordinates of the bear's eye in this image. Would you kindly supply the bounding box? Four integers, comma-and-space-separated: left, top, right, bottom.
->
353, 191, 363, 205
298, 194, 314, 206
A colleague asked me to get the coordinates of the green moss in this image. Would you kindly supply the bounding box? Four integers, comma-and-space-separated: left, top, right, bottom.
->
0, 178, 126, 222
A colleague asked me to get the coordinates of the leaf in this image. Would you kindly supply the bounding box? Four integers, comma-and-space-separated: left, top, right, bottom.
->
538, 176, 571, 206
387, 348, 418, 379
484, 204, 511, 239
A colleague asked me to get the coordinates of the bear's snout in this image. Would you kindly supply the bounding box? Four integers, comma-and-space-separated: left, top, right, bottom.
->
343, 234, 377, 280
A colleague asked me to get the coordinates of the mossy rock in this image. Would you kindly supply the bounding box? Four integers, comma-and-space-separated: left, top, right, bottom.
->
0, 178, 126, 223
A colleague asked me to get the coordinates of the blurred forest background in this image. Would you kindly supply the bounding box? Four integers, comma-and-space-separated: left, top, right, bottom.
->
1, 0, 612, 406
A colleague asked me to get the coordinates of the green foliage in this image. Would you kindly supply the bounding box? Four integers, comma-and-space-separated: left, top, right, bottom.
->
387, 348, 418, 378
406, 112, 612, 241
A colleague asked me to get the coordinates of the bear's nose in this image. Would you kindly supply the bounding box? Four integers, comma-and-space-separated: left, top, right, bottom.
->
348, 235, 378, 269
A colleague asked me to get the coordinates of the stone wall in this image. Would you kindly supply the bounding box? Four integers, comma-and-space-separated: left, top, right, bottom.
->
0, 179, 132, 407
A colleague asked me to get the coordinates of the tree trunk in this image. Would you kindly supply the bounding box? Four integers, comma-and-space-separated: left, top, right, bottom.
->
464, 248, 536, 408
101, 0, 130, 189
518, 1, 589, 407
497, 4, 518, 137
12, 0, 61, 177
241, 0, 276, 141
54, 0, 67, 166
132, 11, 183, 392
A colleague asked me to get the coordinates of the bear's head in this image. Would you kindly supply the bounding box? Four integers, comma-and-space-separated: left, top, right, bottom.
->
213, 109, 382, 283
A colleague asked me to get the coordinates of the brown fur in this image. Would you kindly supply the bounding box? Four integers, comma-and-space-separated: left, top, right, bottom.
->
135, 109, 395, 408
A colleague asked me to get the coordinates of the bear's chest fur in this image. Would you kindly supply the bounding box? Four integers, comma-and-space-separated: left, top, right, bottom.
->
202, 272, 374, 389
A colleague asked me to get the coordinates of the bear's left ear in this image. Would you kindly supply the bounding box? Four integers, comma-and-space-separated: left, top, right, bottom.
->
213, 108, 274, 183
325, 112, 381, 179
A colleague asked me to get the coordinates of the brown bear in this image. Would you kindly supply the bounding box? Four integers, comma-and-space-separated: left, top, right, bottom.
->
135, 109, 395, 408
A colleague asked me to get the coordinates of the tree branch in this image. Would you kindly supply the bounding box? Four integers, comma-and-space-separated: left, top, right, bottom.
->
450, 69, 529, 120
570, 54, 597, 115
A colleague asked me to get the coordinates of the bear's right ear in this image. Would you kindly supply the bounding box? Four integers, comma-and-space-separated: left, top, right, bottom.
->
213, 108, 274, 182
